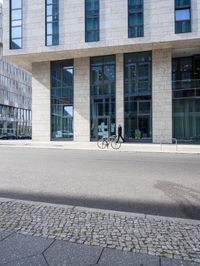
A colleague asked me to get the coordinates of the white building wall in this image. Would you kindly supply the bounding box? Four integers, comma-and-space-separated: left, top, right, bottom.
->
32, 62, 50, 141
74, 57, 90, 142
116, 54, 124, 136
152, 49, 172, 144
3, 0, 200, 64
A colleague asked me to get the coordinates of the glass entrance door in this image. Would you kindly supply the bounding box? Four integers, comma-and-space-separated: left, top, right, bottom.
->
96, 116, 110, 140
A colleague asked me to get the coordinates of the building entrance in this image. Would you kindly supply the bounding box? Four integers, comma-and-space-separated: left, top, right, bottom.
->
96, 116, 110, 139
90, 55, 116, 141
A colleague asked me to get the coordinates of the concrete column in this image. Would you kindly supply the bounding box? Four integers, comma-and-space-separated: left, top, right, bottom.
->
116, 54, 124, 136
32, 62, 51, 141
152, 49, 172, 144
74, 57, 90, 142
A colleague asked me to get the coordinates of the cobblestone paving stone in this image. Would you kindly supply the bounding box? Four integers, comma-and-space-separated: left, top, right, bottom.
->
0, 200, 200, 263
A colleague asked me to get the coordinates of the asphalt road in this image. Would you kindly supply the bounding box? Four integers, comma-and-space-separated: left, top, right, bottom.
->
0, 147, 199, 219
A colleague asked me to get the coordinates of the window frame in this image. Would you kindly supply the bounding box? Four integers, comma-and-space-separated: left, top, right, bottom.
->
85, 0, 100, 42
175, 0, 191, 34
45, 0, 59, 46
10, 0, 23, 49
128, 0, 144, 38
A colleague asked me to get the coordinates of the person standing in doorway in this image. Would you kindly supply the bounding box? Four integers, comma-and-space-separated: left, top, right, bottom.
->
117, 124, 125, 143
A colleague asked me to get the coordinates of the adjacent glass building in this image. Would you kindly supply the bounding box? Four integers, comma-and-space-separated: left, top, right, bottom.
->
0, 3, 32, 139
0, 59, 32, 138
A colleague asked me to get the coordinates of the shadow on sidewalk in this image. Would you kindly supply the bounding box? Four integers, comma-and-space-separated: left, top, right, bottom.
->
0, 188, 200, 220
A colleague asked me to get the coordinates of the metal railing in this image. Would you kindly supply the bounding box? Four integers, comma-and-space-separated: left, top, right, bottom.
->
172, 79, 200, 90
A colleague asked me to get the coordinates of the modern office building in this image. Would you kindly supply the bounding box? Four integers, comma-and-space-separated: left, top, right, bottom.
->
0, 3, 32, 138
3, 0, 200, 143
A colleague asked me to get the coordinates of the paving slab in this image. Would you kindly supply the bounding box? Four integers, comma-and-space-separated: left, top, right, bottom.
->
161, 257, 200, 266
0, 231, 13, 241
0, 199, 199, 262
44, 240, 103, 266
1, 255, 47, 266
97, 248, 160, 266
0, 233, 53, 264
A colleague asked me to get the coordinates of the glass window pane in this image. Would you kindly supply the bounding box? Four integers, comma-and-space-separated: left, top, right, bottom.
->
12, 9, 22, 20
175, 0, 190, 7
12, 20, 22, 27
51, 60, 74, 140
11, 39, 22, 49
47, 5, 53, 16
128, 1, 143, 38
46, 0, 59, 46
85, 0, 99, 42
11, 0, 22, 9
176, 9, 190, 21
11, 27, 22, 38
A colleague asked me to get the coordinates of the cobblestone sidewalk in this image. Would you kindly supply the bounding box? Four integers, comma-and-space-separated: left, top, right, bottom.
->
0, 199, 200, 263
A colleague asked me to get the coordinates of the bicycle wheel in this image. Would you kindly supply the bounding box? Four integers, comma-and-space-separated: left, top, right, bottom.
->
111, 139, 121, 149
97, 139, 106, 149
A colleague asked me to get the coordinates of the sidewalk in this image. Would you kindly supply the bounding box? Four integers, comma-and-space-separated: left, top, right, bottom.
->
0, 198, 199, 265
0, 140, 200, 154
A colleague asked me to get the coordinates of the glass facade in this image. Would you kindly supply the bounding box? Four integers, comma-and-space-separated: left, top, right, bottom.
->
51, 60, 74, 140
0, 105, 31, 137
175, 0, 191, 33
0, 59, 32, 139
124, 52, 152, 142
10, 0, 22, 49
90, 56, 116, 140
172, 55, 200, 142
128, 0, 143, 38
85, 0, 99, 42
45, 0, 59, 46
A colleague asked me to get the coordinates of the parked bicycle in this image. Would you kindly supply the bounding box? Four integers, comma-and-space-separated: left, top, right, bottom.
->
97, 135, 121, 150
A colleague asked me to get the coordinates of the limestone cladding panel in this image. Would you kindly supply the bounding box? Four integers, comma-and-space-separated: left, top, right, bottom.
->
74, 57, 90, 142
3, 0, 200, 59
116, 54, 124, 136
152, 49, 172, 144
32, 62, 50, 141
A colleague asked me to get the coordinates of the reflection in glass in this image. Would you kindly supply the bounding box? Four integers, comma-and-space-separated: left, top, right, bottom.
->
124, 52, 152, 142
90, 56, 116, 140
46, 0, 59, 46
128, 0, 143, 38
85, 0, 99, 42
51, 60, 74, 140
175, 0, 191, 33
10, 0, 22, 49
172, 55, 200, 142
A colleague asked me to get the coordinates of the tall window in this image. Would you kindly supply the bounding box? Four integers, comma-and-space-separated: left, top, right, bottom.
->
45, 0, 59, 46
175, 0, 191, 33
124, 52, 152, 141
90, 56, 116, 140
85, 0, 99, 42
51, 60, 74, 140
172, 56, 200, 142
10, 0, 22, 49
128, 0, 143, 38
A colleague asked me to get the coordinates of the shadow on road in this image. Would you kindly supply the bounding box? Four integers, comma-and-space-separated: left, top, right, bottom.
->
155, 181, 200, 220
0, 187, 200, 220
